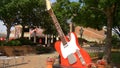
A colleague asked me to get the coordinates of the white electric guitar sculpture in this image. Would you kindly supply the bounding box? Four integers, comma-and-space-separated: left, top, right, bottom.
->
46, 0, 92, 67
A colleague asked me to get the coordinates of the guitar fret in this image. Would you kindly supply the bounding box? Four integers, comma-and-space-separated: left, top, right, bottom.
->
48, 9, 67, 45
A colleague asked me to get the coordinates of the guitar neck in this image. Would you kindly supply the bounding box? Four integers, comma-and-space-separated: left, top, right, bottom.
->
48, 9, 67, 45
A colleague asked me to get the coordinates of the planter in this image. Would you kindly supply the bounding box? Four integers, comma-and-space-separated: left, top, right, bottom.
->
97, 64, 106, 68
46, 57, 55, 68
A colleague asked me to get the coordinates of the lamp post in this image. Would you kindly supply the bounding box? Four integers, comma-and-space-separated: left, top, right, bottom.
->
103, 26, 107, 44
33, 27, 37, 43
80, 28, 84, 38
103, 26, 107, 38
67, 16, 74, 32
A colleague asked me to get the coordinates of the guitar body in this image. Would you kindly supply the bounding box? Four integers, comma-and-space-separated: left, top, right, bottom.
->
55, 32, 92, 68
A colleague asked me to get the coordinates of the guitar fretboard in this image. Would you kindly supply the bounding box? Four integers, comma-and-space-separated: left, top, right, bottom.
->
48, 9, 67, 45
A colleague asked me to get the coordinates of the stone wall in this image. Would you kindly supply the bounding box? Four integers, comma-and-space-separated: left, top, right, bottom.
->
0, 46, 36, 56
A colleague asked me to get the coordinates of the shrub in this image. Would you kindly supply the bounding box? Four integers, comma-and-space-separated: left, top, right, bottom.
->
112, 35, 120, 48
3, 38, 36, 46
89, 53, 98, 58
111, 52, 120, 64
16, 38, 36, 45
78, 38, 88, 46
0, 41, 5, 46
5, 40, 21, 46
36, 46, 52, 54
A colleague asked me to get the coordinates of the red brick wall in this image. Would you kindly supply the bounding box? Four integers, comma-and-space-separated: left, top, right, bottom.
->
75, 26, 105, 42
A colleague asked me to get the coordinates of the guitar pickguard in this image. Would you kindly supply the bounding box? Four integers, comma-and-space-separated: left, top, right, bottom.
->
60, 33, 79, 59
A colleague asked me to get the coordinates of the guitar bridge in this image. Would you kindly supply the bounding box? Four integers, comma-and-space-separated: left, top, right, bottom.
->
67, 53, 77, 64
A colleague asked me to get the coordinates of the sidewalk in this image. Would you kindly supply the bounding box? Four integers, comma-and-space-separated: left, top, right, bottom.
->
0, 51, 59, 68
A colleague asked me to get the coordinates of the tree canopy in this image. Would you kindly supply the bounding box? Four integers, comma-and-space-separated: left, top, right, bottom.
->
0, 0, 19, 41
0, 0, 120, 64
0, 0, 58, 40
77, 0, 120, 62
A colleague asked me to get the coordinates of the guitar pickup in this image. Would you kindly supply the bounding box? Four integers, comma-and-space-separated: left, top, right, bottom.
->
64, 44, 68, 48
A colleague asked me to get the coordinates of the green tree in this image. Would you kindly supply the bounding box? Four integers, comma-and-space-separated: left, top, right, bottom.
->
53, 0, 120, 64
0, 0, 19, 41
17, 0, 56, 37
74, 0, 120, 63
16, 0, 44, 38
0, 0, 55, 40
112, 2, 120, 38
52, 0, 77, 34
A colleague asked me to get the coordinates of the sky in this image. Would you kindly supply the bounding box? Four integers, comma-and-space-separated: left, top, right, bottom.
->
0, 20, 7, 33
51, 0, 56, 3
0, 20, 14, 34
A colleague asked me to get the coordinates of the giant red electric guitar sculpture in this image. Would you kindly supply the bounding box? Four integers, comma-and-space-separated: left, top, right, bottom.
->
46, 0, 93, 68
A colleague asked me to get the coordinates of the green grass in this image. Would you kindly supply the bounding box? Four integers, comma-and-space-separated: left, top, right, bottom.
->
111, 52, 120, 64
89, 51, 120, 64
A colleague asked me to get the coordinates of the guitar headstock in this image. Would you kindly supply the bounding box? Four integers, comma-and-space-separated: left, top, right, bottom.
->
46, 0, 51, 10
